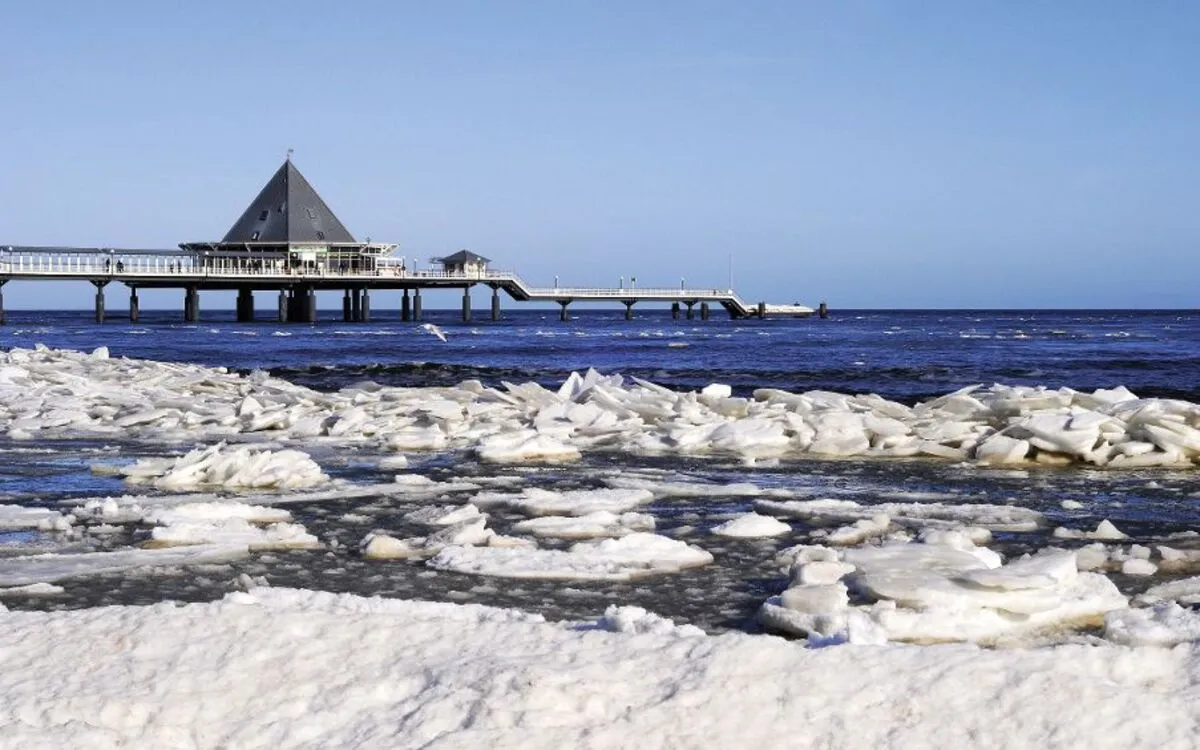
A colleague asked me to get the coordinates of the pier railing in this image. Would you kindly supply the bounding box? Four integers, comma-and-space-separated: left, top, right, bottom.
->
0, 245, 761, 316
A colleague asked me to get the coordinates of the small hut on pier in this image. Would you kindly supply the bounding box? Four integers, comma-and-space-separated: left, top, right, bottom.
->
436, 250, 490, 276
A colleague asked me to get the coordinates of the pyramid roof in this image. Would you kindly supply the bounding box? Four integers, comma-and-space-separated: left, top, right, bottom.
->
221, 159, 356, 244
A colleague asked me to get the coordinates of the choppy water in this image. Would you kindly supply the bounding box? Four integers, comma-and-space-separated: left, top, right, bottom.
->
1, 307, 1198, 631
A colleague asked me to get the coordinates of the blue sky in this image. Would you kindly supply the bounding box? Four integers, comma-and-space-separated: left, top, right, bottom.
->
2, 1, 1197, 309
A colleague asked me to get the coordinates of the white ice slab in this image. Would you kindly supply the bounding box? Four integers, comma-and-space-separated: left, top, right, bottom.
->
123, 443, 328, 491
757, 498, 1043, 532
0, 544, 250, 587
512, 511, 655, 539
427, 532, 713, 581
471, 487, 654, 516
1104, 603, 1200, 647
0, 505, 72, 531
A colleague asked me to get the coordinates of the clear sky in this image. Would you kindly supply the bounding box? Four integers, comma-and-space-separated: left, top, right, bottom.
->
2, 1, 1197, 309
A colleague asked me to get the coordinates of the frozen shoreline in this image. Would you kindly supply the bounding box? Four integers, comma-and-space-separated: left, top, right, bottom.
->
0, 588, 1197, 749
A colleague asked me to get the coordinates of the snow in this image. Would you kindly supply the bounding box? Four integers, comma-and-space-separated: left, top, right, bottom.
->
0, 588, 1198, 749
4, 348, 1200, 743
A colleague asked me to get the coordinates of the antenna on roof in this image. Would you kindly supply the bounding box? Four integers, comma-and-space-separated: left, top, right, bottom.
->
286, 148, 294, 162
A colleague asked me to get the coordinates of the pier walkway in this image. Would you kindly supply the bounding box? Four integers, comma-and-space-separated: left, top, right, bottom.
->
0, 245, 805, 323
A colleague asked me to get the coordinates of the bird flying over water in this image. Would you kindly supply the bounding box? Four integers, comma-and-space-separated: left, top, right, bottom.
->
421, 323, 448, 342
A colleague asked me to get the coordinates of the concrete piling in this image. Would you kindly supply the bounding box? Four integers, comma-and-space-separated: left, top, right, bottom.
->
236, 288, 254, 322
93, 281, 107, 324
184, 286, 199, 323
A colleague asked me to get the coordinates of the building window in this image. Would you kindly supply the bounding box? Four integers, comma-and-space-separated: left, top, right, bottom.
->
258, 210, 269, 221
250, 231, 260, 241
316, 231, 326, 240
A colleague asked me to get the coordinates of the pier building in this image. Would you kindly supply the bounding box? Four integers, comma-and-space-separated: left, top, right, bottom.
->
0, 159, 819, 324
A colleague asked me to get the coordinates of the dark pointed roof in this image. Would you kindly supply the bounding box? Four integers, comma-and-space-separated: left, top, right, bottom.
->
222, 160, 356, 244
441, 249, 490, 264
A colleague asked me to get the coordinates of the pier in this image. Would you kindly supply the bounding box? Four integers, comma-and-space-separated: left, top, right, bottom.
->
0, 158, 820, 324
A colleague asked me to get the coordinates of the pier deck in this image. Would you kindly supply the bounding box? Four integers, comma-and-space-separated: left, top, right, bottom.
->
0, 245, 813, 323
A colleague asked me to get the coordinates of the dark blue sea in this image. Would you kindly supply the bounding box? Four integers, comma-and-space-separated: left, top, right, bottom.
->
2, 307, 1198, 630
4, 307, 1199, 403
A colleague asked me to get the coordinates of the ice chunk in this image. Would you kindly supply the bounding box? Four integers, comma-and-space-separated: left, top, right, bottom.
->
0, 545, 250, 587
710, 513, 791, 538
472, 487, 653, 516
512, 512, 655, 539
361, 533, 423, 560
404, 504, 485, 527
123, 444, 328, 491
1104, 603, 1200, 646
579, 605, 705, 637
427, 532, 713, 581
476, 430, 581, 463
0, 505, 72, 532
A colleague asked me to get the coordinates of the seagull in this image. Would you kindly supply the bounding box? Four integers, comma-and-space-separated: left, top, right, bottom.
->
421, 323, 448, 342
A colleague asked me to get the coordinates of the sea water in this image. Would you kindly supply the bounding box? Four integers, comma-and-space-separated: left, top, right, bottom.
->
1, 307, 1198, 632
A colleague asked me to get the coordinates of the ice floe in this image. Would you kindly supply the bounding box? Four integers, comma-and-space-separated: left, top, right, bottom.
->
710, 512, 792, 538
472, 487, 655, 516
756, 497, 1043, 533
9, 346, 1200, 468
121, 443, 329, 491
1104, 603, 1200, 647
0, 544, 250, 587
150, 519, 319, 550
759, 534, 1127, 645
512, 511, 656, 539
0, 505, 72, 532
427, 532, 713, 581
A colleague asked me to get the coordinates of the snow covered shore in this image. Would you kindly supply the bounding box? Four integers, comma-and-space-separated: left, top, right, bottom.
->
1, 588, 1197, 749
